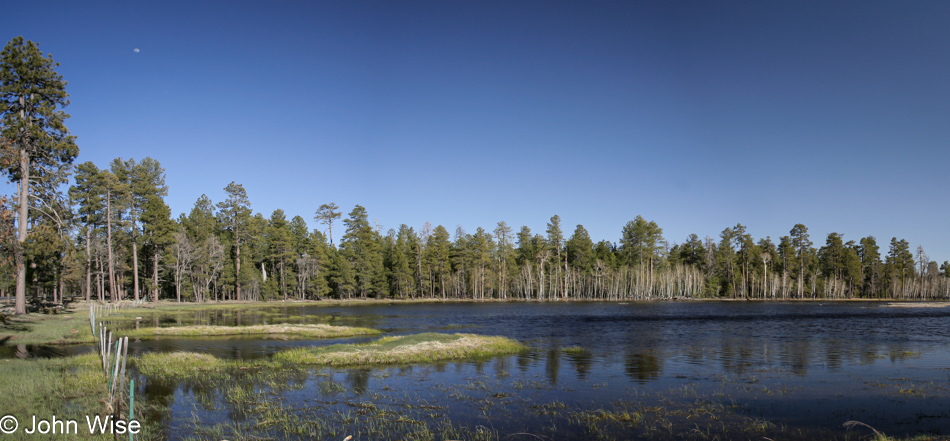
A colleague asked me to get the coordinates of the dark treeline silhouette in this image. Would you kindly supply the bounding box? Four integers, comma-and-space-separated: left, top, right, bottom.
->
4, 158, 950, 304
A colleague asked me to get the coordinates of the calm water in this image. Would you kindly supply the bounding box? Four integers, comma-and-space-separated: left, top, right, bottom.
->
92, 302, 950, 439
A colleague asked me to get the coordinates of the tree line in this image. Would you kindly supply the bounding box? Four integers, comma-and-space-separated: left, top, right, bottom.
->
3, 37, 950, 313
5, 168, 950, 305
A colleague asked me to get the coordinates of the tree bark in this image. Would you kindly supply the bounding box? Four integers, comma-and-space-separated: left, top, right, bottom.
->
132, 236, 139, 301
280, 260, 286, 301
106, 188, 117, 302
85, 225, 92, 301
96, 253, 104, 301
235, 241, 242, 301
15, 148, 29, 315
152, 248, 159, 302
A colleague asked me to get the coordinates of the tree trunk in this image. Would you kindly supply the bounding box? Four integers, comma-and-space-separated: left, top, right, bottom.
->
132, 235, 139, 301
15, 150, 29, 314
235, 242, 242, 301
96, 254, 104, 302
799, 258, 804, 300
85, 224, 92, 301
152, 248, 159, 302
106, 188, 117, 303
563, 255, 568, 300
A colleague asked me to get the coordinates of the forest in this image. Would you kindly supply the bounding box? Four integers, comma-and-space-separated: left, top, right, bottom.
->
3, 36, 950, 310
3, 156, 950, 306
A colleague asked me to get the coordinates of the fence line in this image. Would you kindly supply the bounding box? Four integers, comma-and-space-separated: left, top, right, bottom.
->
89, 304, 137, 441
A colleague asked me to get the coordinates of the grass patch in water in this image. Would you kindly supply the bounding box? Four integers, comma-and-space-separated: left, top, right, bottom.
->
272, 332, 526, 366
132, 332, 525, 380
134, 351, 233, 379
122, 323, 379, 339
561, 345, 589, 355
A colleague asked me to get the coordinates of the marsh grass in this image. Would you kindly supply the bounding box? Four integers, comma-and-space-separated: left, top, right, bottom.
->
132, 332, 524, 380
273, 333, 527, 366
180, 384, 505, 441
560, 345, 589, 355
133, 351, 234, 379
121, 323, 379, 339
0, 353, 111, 440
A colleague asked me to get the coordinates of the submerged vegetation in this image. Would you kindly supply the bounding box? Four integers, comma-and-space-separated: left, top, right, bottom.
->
137, 359, 944, 441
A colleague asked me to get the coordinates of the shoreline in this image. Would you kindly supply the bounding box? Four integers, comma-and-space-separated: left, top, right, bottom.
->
83, 297, 950, 309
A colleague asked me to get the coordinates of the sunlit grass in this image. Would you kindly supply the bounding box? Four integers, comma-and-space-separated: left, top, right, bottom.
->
273, 333, 527, 366
134, 351, 233, 379
0, 310, 95, 345
0, 353, 111, 440
133, 332, 526, 380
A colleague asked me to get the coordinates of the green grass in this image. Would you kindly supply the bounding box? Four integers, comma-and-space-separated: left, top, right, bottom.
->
134, 351, 241, 379
121, 323, 379, 339
0, 310, 95, 345
133, 332, 526, 380
560, 345, 589, 355
272, 332, 527, 366
0, 353, 110, 440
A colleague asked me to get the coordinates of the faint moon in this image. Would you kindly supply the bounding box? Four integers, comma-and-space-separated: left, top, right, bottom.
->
133, 48, 140, 53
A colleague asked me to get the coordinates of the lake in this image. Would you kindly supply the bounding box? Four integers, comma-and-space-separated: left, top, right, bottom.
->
109, 301, 950, 440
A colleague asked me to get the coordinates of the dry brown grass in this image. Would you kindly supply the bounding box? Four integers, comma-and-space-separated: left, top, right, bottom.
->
125, 323, 379, 339
884, 302, 950, 308
273, 332, 526, 366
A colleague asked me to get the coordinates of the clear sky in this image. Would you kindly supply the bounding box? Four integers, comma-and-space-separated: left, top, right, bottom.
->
5, 1, 950, 262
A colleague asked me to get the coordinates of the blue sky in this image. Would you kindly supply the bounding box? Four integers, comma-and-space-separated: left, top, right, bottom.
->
5, 1, 950, 261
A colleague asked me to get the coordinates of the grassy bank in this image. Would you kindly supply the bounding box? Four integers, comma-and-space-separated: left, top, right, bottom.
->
122, 323, 379, 339
0, 310, 95, 345
273, 332, 527, 366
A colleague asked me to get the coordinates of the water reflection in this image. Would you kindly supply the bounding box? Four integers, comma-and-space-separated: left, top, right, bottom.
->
545, 349, 559, 384
10, 302, 950, 438
345, 368, 370, 394
0, 343, 90, 358
624, 351, 662, 383
565, 350, 592, 379
138, 344, 950, 441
